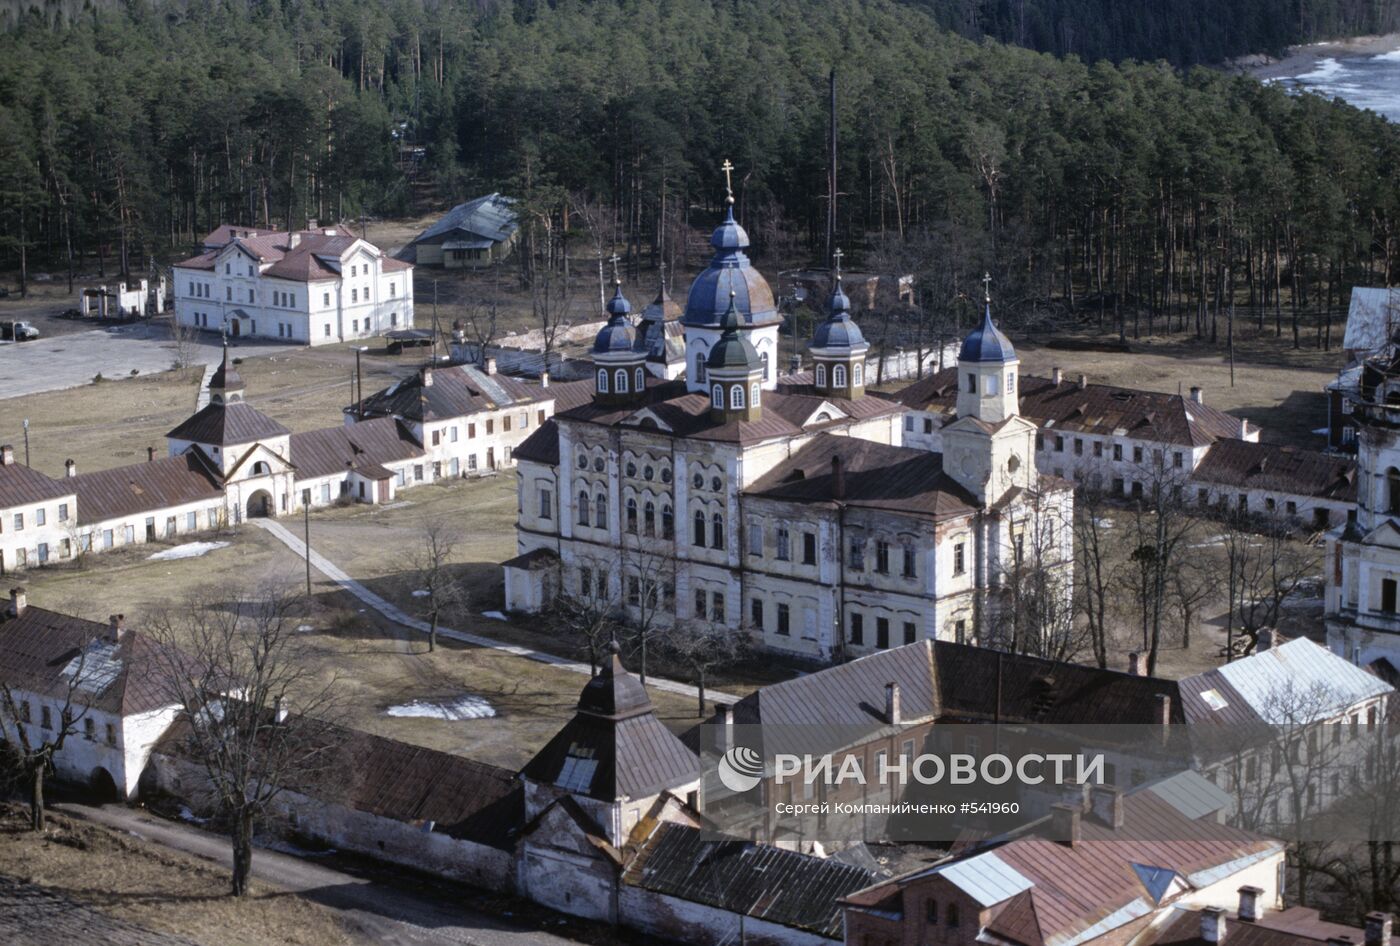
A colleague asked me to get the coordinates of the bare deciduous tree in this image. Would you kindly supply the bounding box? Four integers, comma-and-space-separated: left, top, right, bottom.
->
411, 522, 469, 653
1218, 506, 1318, 657
655, 621, 752, 718
0, 646, 94, 831
554, 572, 623, 677
144, 585, 341, 896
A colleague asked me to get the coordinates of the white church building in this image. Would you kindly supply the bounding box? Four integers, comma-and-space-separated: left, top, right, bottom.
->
505, 180, 1075, 662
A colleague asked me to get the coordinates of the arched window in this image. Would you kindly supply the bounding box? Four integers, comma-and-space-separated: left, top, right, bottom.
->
693, 510, 707, 547
616, 369, 629, 394
833, 364, 847, 388
966, 373, 977, 394
595, 492, 607, 526
644, 501, 656, 536
750, 383, 761, 406
1388, 467, 1400, 515
597, 369, 609, 393
761, 352, 770, 381
853, 362, 863, 387
626, 497, 638, 533
731, 385, 745, 409
635, 367, 645, 392
695, 354, 707, 384
711, 384, 723, 409
251, 461, 270, 476
577, 490, 590, 526
712, 511, 725, 549
815, 363, 827, 387
662, 504, 674, 539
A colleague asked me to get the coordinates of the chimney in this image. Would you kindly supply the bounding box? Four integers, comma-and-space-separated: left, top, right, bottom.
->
307, 217, 318, 231
9, 587, 26, 618
147, 446, 155, 462
485, 356, 498, 376
885, 682, 902, 725
718, 704, 734, 751
108, 614, 125, 642
1366, 914, 1394, 946
1089, 786, 1124, 829
1128, 651, 1144, 676
1201, 907, 1227, 943
287, 232, 301, 249
1256, 628, 1274, 652
0, 444, 12, 466
1077, 373, 1087, 390
1050, 804, 1081, 847
540, 371, 550, 389
64, 458, 76, 478
1157, 693, 1172, 727
422, 366, 434, 387
1238, 417, 1249, 438
1190, 386, 1204, 405
831, 455, 846, 500
1237, 886, 1264, 922
1052, 366, 1063, 385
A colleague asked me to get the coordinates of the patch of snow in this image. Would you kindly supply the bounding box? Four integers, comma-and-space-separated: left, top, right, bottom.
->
386, 694, 497, 720
482, 610, 508, 621
296, 624, 315, 633
178, 805, 209, 825
412, 589, 431, 597
148, 541, 230, 561
1093, 517, 1114, 529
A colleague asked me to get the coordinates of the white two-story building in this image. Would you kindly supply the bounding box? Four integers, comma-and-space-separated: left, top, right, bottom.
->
172, 223, 413, 345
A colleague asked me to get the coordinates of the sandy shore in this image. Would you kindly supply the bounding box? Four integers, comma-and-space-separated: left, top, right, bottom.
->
1234, 33, 1400, 80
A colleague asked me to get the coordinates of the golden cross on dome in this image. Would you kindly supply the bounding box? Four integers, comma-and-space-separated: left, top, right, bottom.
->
721, 158, 735, 197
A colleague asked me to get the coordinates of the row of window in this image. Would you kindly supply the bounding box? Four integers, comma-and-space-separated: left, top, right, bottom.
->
1038, 432, 1185, 469
847, 536, 922, 579
14, 700, 118, 746
597, 367, 648, 395
431, 410, 539, 447
3, 506, 227, 573
710, 382, 761, 411
747, 523, 818, 565
847, 612, 920, 649
814, 361, 862, 388
5, 503, 70, 532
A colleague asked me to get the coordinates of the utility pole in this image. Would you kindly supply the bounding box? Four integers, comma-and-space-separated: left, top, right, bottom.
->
826, 68, 837, 271
354, 346, 367, 420
304, 501, 312, 599
22, 418, 29, 467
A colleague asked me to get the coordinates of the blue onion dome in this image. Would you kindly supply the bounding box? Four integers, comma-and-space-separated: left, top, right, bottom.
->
959, 303, 1016, 363
812, 276, 866, 349
592, 281, 637, 354
683, 192, 779, 329
707, 292, 761, 370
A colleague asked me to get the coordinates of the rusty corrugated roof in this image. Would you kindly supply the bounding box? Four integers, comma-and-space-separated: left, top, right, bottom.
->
71, 452, 224, 525
1191, 438, 1357, 501
167, 402, 291, 446
289, 417, 422, 480
0, 461, 73, 509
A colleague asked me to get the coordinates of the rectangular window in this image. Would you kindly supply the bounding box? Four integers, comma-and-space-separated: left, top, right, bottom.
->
504, 416, 512, 432
776, 526, 791, 561
37, 542, 49, 563
12, 513, 21, 530
324, 324, 331, 338
750, 598, 764, 630
40, 706, 51, 729
803, 532, 817, 565
903, 547, 917, 578
876, 617, 890, 649
486, 420, 494, 435
1074, 438, 1083, 456
103, 529, 114, 549
776, 603, 790, 636
468, 455, 477, 471
1113, 443, 1123, 461
924, 418, 933, 434
468, 423, 477, 438
849, 612, 864, 645
904, 416, 915, 432
694, 589, 707, 619
711, 592, 725, 622
1133, 445, 1144, 463
35, 508, 45, 527
450, 427, 459, 443
187, 511, 198, 531
539, 488, 552, 520
106, 723, 116, 746
1093, 440, 1103, 457
875, 540, 890, 574
1054, 435, 1064, 453
955, 619, 966, 644
953, 542, 965, 576
1383, 579, 1397, 614
1173, 451, 1184, 468
58, 503, 68, 522
849, 537, 865, 571
748, 523, 763, 557
432, 430, 441, 446
903, 621, 916, 645
84, 717, 95, 741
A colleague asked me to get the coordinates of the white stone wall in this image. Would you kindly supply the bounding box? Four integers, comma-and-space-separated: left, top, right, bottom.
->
0, 488, 79, 573
619, 885, 836, 946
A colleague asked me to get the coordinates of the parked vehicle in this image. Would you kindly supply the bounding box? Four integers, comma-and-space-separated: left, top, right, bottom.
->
0, 320, 40, 341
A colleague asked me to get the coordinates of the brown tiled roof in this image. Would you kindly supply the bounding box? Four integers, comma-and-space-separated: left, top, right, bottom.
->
746, 434, 979, 519
166, 402, 291, 446
557, 379, 901, 446
844, 786, 1280, 946
522, 653, 699, 802
352, 364, 556, 423
0, 606, 178, 716
288, 417, 422, 480
513, 420, 560, 466
624, 822, 878, 938
887, 369, 1255, 447
178, 226, 409, 284
1191, 439, 1358, 501
72, 453, 224, 525
0, 462, 73, 510
1150, 905, 1398, 945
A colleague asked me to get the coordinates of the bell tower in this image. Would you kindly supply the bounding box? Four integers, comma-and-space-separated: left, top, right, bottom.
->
955, 274, 1020, 425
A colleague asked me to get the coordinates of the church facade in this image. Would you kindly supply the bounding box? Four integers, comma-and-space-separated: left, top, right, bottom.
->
505, 183, 1074, 661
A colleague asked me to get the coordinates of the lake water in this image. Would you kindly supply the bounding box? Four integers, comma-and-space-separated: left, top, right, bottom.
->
1271, 49, 1400, 121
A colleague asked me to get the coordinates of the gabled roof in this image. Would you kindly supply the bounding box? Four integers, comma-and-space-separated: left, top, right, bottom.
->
288, 417, 423, 480
1343, 286, 1400, 356
0, 460, 73, 510
887, 369, 1255, 447
513, 419, 561, 466
745, 434, 980, 520
167, 402, 291, 447
1150, 903, 1400, 945
521, 652, 698, 802
624, 822, 878, 938
175, 226, 408, 284
412, 194, 518, 245
1179, 638, 1391, 728
72, 452, 224, 525
0, 606, 179, 716
351, 365, 577, 424
1191, 439, 1357, 501
843, 782, 1281, 946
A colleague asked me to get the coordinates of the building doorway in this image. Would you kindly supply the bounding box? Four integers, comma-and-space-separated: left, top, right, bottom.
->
246, 490, 273, 519
89, 767, 119, 803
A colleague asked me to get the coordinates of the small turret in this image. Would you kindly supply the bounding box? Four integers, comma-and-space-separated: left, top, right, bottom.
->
810, 249, 869, 400
592, 278, 646, 407
706, 293, 763, 423
955, 274, 1019, 424
208, 337, 246, 406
